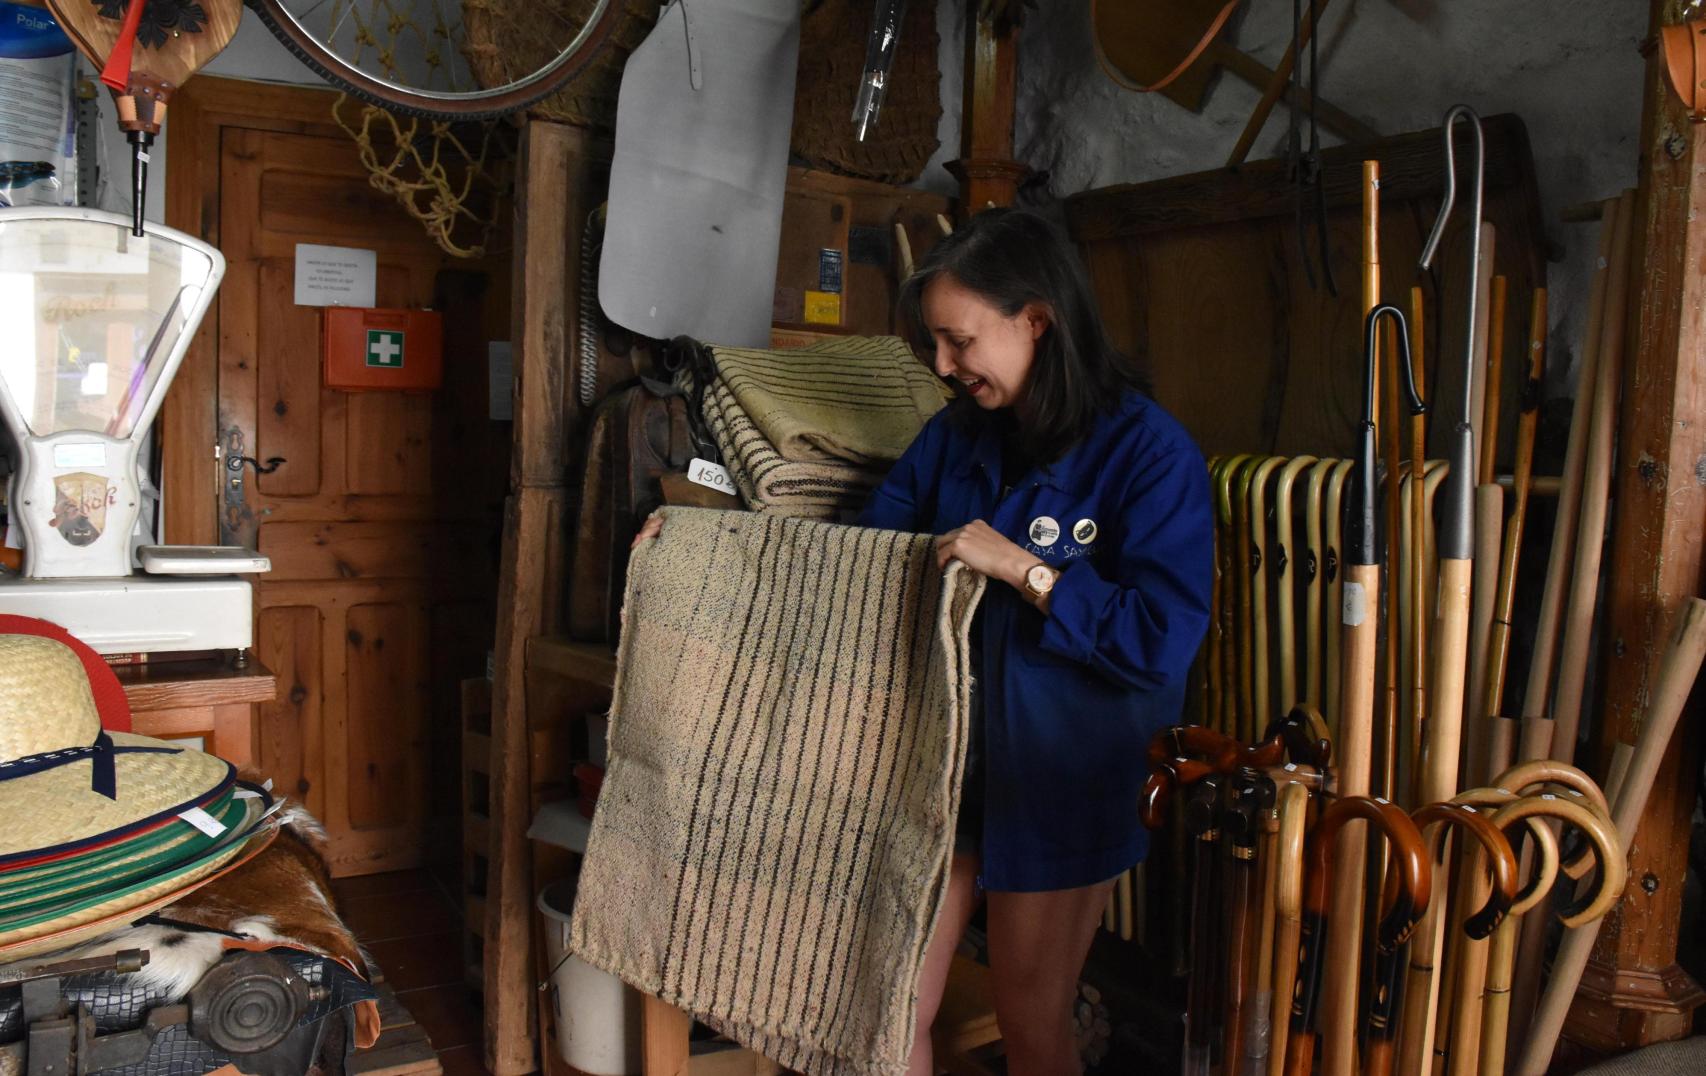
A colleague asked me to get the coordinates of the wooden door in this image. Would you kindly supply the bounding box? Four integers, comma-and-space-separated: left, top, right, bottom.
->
167, 80, 505, 876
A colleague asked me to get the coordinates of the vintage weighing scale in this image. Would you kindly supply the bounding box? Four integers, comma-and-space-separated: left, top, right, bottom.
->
0, 206, 267, 654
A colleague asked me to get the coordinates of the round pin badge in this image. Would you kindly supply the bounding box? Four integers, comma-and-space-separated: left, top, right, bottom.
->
1028, 515, 1060, 546
1073, 518, 1098, 544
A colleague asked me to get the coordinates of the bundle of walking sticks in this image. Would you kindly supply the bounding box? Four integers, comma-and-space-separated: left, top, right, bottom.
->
1154, 107, 1706, 1075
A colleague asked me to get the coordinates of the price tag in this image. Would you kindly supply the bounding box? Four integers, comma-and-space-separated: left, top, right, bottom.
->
688, 458, 738, 497
179, 806, 228, 838
1342, 581, 1367, 627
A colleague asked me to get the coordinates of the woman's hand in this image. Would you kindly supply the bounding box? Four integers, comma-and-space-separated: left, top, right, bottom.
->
631, 511, 664, 550
935, 520, 1033, 590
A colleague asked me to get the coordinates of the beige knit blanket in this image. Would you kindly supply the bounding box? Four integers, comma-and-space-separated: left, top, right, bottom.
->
700, 374, 883, 520
710, 337, 948, 465
568, 508, 985, 1076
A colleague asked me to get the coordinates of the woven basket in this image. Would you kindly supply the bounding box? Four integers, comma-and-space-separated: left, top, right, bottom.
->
792, 0, 942, 185
461, 0, 660, 130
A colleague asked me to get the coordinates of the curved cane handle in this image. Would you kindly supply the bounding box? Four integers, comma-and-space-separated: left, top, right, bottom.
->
1260, 704, 1334, 771
1140, 758, 1216, 830
1482, 795, 1565, 917
1148, 724, 1243, 771
1491, 760, 1611, 818
1410, 802, 1518, 939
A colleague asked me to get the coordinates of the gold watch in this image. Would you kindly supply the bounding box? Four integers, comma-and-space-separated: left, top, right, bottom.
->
1023, 562, 1058, 599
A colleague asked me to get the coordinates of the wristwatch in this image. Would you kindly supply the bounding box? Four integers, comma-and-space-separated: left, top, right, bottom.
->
1023, 562, 1058, 600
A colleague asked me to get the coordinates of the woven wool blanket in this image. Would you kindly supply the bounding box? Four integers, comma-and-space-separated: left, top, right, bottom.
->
701, 375, 883, 520
710, 337, 947, 466
568, 508, 985, 1076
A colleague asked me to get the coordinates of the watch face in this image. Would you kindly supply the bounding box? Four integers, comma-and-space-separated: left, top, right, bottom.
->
1027, 564, 1055, 592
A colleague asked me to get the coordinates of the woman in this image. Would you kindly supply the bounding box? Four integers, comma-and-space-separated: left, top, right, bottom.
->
861, 207, 1213, 1075
635, 207, 1212, 1074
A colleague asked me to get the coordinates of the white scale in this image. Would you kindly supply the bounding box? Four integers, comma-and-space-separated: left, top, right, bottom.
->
0, 207, 266, 655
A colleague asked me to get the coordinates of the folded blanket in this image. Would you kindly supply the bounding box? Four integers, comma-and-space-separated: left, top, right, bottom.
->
701, 375, 883, 520
568, 508, 985, 1076
710, 337, 948, 465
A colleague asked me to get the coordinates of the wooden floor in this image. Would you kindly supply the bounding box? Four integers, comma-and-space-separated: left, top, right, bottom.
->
334, 867, 487, 1076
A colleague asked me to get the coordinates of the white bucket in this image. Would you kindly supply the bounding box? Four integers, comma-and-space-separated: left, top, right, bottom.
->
537, 879, 642, 1075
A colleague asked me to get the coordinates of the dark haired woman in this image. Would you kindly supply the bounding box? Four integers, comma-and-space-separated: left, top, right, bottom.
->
861, 207, 1214, 1075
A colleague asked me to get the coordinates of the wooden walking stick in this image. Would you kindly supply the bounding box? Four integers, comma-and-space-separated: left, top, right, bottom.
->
1209, 455, 1231, 734
1287, 797, 1430, 1076
1274, 456, 1319, 713
1432, 797, 1526, 1076
1478, 794, 1615, 1076
1302, 458, 1335, 708
1508, 192, 1635, 1035
1482, 288, 1548, 782
1515, 597, 1706, 1076
1249, 456, 1289, 726
1186, 774, 1230, 1075
1321, 459, 1354, 734
1465, 275, 1509, 785
1515, 200, 1616, 760
1320, 306, 1425, 1076
1404, 285, 1428, 805
1413, 103, 1484, 811
1267, 779, 1312, 1076
1376, 802, 1515, 1076
1546, 190, 1635, 766
1234, 458, 1264, 743
1214, 456, 1254, 734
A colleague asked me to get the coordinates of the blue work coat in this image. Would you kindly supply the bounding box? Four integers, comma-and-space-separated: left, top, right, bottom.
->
858, 391, 1213, 891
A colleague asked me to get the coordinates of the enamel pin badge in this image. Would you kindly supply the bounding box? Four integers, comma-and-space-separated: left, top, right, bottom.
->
1029, 516, 1060, 546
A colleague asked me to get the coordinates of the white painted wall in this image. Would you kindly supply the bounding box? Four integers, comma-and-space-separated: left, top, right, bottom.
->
94, 9, 328, 224
1012, 0, 1647, 395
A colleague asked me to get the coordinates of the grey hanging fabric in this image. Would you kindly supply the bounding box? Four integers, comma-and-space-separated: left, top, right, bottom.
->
598, 0, 801, 348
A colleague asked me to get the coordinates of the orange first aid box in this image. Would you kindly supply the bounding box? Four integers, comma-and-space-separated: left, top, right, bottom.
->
323, 307, 443, 392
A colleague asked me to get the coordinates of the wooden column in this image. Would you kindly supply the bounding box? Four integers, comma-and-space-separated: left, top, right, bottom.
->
1563, 0, 1706, 1052
484, 120, 586, 1075
947, 10, 1027, 213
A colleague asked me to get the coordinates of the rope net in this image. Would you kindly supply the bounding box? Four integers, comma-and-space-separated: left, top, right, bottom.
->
327, 0, 512, 259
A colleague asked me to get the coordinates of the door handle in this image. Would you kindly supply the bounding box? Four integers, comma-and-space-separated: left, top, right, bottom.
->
229, 455, 286, 475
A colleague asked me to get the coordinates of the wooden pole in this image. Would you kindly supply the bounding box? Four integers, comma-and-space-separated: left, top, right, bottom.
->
1268, 780, 1310, 1076
1250, 457, 1289, 728
1482, 288, 1548, 782
1463, 274, 1509, 785
1302, 459, 1335, 709
1235, 459, 1262, 742
1322, 460, 1354, 736
1517, 599, 1706, 1074
952, 9, 1025, 212
1275, 456, 1319, 714
1405, 286, 1428, 807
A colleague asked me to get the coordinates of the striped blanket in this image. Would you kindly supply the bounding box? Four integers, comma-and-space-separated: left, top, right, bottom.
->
568, 508, 985, 1076
711, 337, 948, 465
701, 375, 884, 520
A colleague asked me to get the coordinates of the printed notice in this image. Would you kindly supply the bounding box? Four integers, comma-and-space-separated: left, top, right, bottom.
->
294, 243, 377, 307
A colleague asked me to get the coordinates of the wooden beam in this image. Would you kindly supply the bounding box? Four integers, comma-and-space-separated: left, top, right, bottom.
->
1562, 0, 1706, 1054
483, 119, 587, 1076
947, 11, 1026, 212
1066, 113, 1538, 244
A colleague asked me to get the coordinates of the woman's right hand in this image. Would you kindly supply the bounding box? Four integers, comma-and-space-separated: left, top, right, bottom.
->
631, 512, 664, 550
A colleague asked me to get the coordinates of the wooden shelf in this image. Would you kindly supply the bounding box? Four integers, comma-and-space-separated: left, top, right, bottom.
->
526, 636, 617, 690
112, 657, 277, 712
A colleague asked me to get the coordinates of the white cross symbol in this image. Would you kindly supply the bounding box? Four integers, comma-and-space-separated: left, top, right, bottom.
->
370, 334, 401, 365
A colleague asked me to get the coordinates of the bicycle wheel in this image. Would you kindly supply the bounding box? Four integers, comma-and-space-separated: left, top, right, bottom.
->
245, 0, 624, 121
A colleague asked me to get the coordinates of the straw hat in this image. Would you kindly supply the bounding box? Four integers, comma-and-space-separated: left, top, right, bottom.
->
0, 628, 276, 958
0, 634, 233, 864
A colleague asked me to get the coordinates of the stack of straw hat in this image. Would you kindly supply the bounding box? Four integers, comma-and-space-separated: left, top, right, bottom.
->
0, 620, 276, 962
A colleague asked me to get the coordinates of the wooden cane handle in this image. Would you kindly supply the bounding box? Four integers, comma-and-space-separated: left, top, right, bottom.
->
1410, 803, 1518, 939
1491, 760, 1610, 817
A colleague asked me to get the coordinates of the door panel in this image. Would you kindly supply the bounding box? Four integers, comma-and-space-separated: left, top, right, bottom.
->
217, 124, 494, 874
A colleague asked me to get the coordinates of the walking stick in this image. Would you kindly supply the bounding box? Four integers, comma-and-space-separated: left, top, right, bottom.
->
1224, 772, 1274, 1068
1477, 794, 1615, 1076
1321, 459, 1354, 734
1302, 459, 1335, 707
1546, 190, 1635, 766
1433, 796, 1527, 1076
1186, 774, 1230, 1075
1249, 456, 1289, 726
1516, 598, 1706, 1076
1235, 458, 1265, 743
1508, 192, 1635, 1036
1215, 456, 1254, 734
1274, 456, 1319, 713
1404, 285, 1428, 806
1208, 455, 1227, 735
1377, 802, 1515, 1076
1483, 289, 1547, 781
1514, 201, 1616, 761
1268, 779, 1312, 1076
1413, 103, 1484, 810
1465, 275, 1509, 785
1321, 306, 1425, 1076
1288, 797, 1430, 1076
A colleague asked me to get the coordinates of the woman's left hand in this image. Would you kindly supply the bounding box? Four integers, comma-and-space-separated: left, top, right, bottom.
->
935, 520, 1032, 588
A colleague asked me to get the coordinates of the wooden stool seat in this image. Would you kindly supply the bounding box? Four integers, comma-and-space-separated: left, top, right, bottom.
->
931, 955, 1004, 1076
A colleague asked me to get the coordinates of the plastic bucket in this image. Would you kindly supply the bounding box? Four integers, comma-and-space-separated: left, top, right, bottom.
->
537, 878, 642, 1075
